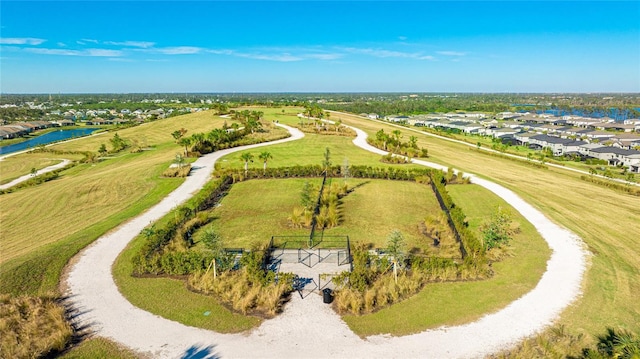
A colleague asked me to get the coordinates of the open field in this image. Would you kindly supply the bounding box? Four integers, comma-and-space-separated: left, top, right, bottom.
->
0, 152, 84, 184
202, 178, 450, 254
343, 183, 550, 336
114, 138, 548, 337
216, 132, 422, 171
49, 111, 236, 153
331, 111, 640, 336
0, 111, 230, 295
3, 106, 637, 357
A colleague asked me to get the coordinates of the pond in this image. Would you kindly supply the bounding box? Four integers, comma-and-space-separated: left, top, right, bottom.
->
0, 128, 99, 155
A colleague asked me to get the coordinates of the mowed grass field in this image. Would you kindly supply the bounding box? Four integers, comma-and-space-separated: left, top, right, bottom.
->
331, 111, 640, 336
203, 178, 452, 255
344, 183, 549, 336
0, 111, 230, 295
0, 152, 84, 184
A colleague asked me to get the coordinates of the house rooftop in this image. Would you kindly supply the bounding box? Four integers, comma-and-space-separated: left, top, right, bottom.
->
590, 147, 640, 155
530, 134, 573, 144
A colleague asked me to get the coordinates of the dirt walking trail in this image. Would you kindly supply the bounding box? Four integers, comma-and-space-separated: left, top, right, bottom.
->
66, 123, 587, 358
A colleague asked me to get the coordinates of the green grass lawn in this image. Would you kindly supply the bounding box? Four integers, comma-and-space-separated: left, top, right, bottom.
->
216, 132, 421, 171
113, 230, 261, 333
3, 106, 638, 358
200, 178, 450, 254
332, 111, 640, 337
343, 183, 550, 336
59, 337, 139, 359
0, 111, 230, 295
0, 151, 84, 184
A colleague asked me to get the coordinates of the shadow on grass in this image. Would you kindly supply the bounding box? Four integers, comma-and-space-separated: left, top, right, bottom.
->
181, 344, 220, 359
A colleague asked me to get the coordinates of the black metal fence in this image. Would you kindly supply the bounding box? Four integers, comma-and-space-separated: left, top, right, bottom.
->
266, 235, 353, 271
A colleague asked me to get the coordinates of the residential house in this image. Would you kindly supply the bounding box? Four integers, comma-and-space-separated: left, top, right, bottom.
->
578, 143, 605, 156
529, 134, 574, 155
587, 147, 640, 166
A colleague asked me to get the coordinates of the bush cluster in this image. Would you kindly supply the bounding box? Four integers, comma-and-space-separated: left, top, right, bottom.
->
132, 177, 232, 275
188, 247, 295, 317
216, 164, 434, 183
0, 294, 72, 359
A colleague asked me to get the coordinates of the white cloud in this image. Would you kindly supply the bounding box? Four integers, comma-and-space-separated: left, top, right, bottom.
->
207, 48, 341, 62
57, 42, 67, 47
208, 49, 235, 56
237, 52, 302, 62
398, 36, 407, 41
153, 46, 202, 55
305, 53, 342, 61
27, 48, 82, 56
86, 49, 124, 57
437, 51, 466, 56
108, 57, 134, 62
25, 47, 123, 57
343, 47, 435, 61
105, 41, 155, 48
0, 37, 46, 45
81, 38, 99, 44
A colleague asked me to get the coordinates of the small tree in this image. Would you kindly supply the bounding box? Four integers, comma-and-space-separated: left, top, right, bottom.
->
30, 167, 38, 177
174, 153, 185, 168
300, 181, 314, 210
110, 133, 126, 152
322, 147, 331, 171
386, 230, 406, 284
480, 206, 514, 249
98, 143, 107, 156
341, 157, 350, 183
171, 128, 187, 141
409, 135, 418, 149
201, 228, 224, 279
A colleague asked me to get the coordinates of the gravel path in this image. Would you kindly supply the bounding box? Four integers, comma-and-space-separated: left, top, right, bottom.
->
0, 159, 71, 190
66, 123, 587, 359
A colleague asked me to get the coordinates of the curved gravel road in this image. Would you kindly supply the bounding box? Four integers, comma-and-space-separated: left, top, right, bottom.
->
66, 123, 587, 358
0, 159, 71, 190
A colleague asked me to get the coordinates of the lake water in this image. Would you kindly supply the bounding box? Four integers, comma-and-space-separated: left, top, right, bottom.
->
0, 128, 98, 155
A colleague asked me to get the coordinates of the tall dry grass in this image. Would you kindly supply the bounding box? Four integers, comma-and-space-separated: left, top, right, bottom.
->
188, 270, 293, 317
0, 294, 72, 359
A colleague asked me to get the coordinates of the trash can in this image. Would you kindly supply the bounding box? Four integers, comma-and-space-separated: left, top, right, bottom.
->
322, 288, 333, 304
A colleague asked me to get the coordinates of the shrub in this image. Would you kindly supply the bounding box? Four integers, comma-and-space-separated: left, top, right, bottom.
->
0, 294, 72, 359
162, 164, 192, 178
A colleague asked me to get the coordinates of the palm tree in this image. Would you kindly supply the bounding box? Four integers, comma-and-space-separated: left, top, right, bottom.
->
177, 137, 192, 156
258, 151, 273, 174
240, 152, 254, 174
190, 133, 205, 152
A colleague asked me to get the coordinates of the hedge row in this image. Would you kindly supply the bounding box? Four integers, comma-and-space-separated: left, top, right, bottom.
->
429, 171, 485, 261
133, 176, 233, 275
216, 165, 434, 183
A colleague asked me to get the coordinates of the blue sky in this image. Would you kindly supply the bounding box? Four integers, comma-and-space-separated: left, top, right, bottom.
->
1, 1, 638, 93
